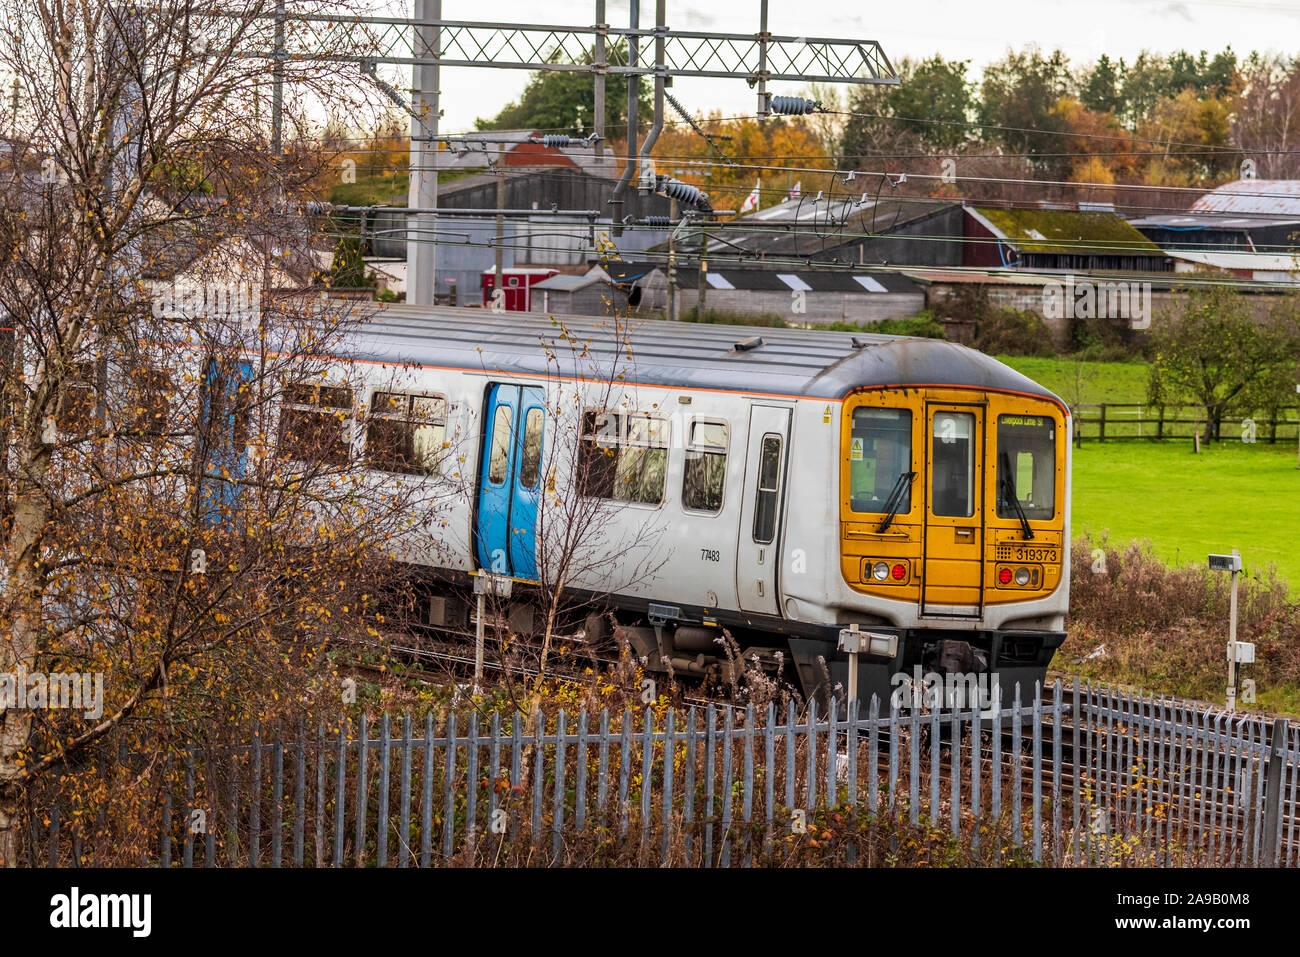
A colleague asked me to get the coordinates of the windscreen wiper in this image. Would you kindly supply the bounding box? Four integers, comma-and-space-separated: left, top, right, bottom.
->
999, 452, 1034, 540
876, 470, 916, 533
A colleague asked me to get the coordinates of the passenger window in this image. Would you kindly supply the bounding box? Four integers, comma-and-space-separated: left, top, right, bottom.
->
519, 407, 544, 489
752, 433, 782, 544
128, 366, 172, 438
682, 420, 727, 512
997, 414, 1056, 520
488, 405, 513, 485
58, 360, 105, 434
930, 411, 975, 517
366, 391, 446, 476
576, 409, 669, 504
849, 407, 911, 513
278, 382, 352, 465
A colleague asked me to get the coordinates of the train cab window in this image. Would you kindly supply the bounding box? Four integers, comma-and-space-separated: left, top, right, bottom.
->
278, 383, 353, 466
682, 420, 728, 513
366, 391, 447, 476
931, 411, 975, 517
752, 433, 782, 544
488, 405, 513, 485
997, 415, 1056, 520
849, 408, 912, 513
576, 409, 669, 504
519, 407, 544, 489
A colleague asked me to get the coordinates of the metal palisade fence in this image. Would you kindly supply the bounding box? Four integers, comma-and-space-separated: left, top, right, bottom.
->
27, 679, 1300, 868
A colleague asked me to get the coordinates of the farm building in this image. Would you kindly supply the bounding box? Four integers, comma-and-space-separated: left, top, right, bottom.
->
528, 267, 630, 315
1130, 212, 1300, 256
363, 167, 671, 296
1189, 179, 1300, 216
670, 268, 925, 324
962, 206, 1172, 273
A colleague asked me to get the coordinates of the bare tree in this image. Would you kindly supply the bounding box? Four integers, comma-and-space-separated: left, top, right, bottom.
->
0, 0, 427, 865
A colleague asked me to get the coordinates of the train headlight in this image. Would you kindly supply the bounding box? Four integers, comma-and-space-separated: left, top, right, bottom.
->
1014, 566, 1031, 586
872, 562, 890, 581
998, 567, 1013, 586
891, 563, 907, 581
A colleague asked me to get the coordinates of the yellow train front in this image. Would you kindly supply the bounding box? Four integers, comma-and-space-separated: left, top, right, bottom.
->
785, 368, 1071, 710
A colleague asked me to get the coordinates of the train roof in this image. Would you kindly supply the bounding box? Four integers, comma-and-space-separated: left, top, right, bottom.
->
338, 304, 1063, 404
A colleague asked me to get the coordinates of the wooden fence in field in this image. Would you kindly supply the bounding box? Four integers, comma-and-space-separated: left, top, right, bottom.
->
1072, 404, 1300, 443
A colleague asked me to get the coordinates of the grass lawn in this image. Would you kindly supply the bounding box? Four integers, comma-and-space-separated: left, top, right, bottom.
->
1072, 440, 1300, 586
997, 355, 1151, 406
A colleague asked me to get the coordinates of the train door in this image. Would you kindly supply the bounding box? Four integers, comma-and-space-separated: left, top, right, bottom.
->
475, 383, 546, 580
736, 405, 791, 616
920, 403, 985, 617
199, 358, 252, 526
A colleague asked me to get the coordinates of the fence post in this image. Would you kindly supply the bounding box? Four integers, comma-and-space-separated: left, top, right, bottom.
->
1262, 717, 1289, 867
1098, 403, 1106, 442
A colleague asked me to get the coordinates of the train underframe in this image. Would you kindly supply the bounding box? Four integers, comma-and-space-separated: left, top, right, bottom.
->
398, 567, 1063, 710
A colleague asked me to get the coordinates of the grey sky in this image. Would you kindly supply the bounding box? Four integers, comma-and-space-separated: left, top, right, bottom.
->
394, 0, 1300, 133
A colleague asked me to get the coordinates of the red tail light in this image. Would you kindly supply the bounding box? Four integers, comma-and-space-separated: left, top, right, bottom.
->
998, 567, 1013, 585
891, 563, 907, 580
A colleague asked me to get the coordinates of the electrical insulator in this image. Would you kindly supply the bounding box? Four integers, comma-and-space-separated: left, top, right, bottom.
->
641, 216, 673, 227
541, 134, 576, 147
769, 95, 822, 115
658, 176, 711, 211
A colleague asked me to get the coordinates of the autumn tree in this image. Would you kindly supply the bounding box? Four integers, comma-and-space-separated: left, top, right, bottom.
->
841, 56, 974, 161
0, 0, 444, 866
1147, 284, 1300, 440
978, 48, 1073, 172
1233, 53, 1300, 180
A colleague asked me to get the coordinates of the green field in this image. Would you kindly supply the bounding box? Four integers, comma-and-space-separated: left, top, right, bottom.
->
997, 355, 1151, 406
1071, 441, 1300, 585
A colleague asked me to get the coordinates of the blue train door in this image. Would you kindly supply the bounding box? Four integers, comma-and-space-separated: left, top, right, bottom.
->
199, 358, 252, 525
476, 384, 546, 580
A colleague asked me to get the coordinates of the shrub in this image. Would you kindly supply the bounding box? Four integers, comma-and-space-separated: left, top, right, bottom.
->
1063, 536, 1300, 705
974, 306, 1055, 356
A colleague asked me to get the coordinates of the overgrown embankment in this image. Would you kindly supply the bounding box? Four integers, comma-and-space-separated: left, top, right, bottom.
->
1063, 537, 1300, 713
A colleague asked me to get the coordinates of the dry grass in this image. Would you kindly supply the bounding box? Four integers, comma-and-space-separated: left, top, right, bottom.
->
1063, 536, 1300, 709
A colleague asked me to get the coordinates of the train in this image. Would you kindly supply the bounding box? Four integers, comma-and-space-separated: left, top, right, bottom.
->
201, 304, 1073, 705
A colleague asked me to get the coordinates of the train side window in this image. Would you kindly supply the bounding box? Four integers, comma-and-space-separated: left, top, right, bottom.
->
278, 383, 353, 466
752, 433, 782, 544
366, 391, 446, 476
576, 410, 619, 498
58, 359, 105, 435
127, 366, 171, 438
682, 419, 728, 513
576, 409, 668, 504
618, 413, 669, 504
996, 414, 1056, 520
487, 404, 513, 485
849, 407, 912, 513
519, 407, 544, 489
931, 411, 975, 517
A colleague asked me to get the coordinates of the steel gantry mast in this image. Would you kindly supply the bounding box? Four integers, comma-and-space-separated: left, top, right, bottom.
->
258, 1, 899, 305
